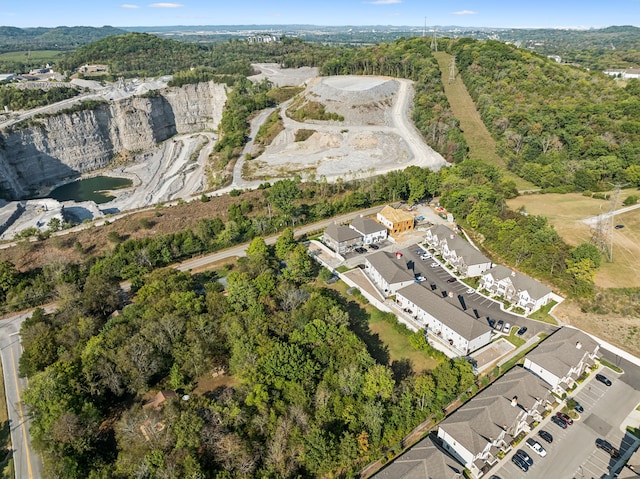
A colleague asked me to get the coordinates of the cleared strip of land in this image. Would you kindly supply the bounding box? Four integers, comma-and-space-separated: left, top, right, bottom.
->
433, 51, 535, 191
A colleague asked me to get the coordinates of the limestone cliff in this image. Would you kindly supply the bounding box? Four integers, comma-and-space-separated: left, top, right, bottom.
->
0, 81, 227, 199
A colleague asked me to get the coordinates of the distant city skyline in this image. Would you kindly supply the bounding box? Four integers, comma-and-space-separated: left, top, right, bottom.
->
1, 1, 639, 29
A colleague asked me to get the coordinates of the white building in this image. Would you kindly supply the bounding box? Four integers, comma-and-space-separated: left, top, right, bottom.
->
603, 68, 640, 80
523, 327, 600, 394
349, 216, 387, 245
437, 367, 552, 478
364, 251, 415, 296
424, 225, 493, 278
479, 265, 552, 314
395, 282, 493, 356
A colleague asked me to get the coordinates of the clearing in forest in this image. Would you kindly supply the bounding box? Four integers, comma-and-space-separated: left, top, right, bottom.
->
432, 51, 535, 191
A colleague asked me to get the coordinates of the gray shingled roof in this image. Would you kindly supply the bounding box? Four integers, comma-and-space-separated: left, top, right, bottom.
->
396, 282, 492, 340
366, 251, 415, 284
350, 216, 387, 235
484, 265, 551, 300
525, 327, 599, 380
427, 225, 490, 266
324, 222, 362, 243
372, 435, 464, 479
439, 367, 552, 457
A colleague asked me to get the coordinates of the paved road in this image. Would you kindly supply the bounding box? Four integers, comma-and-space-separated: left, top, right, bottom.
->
0, 312, 44, 479
176, 205, 385, 271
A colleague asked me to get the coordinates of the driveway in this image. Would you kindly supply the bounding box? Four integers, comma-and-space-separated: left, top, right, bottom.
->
399, 245, 557, 340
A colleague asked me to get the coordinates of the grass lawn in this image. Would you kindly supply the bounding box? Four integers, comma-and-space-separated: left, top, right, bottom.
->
503, 330, 526, 348
367, 310, 441, 373
0, 50, 65, 63
507, 190, 640, 288
433, 52, 535, 191
528, 300, 559, 325
325, 280, 441, 373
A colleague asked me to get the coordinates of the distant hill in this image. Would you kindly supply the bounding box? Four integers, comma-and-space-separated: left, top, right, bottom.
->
0, 26, 127, 53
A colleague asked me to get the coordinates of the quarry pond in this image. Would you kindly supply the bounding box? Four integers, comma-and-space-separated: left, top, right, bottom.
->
48, 176, 132, 204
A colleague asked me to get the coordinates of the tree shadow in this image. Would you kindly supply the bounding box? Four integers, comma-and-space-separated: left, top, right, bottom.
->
391, 358, 414, 383
323, 287, 390, 366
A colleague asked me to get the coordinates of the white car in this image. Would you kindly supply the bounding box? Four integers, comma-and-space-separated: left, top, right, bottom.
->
430, 262, 439, 268
421, 254, 432, 260
466, 288, 475, 294
526, 438, 547, 457
503, 322, 511, 333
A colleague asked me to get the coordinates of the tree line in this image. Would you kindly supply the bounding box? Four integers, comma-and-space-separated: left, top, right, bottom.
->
447, 37, 640, 192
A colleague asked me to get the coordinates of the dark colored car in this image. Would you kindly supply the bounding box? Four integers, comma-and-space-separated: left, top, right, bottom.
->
551, 415, 568, 428
538, 429, 553, 443
596, 438, 621, 458
517, 326, 528, 336
496, 320, 504, 331
354, 247, 367, 254
573, 401, 584, 413
488, 318, 496, 328
556, 412, 574, 425
369, 243, 379, 250
515, 449, 534, 467
447, 277, 457, 283
512, 453, 529, 472
615, 224, 624, 229
596, 373, 612, 386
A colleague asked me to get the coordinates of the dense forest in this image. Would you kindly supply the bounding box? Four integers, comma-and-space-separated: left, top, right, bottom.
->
0, 26, 125, 53
10, 156, 600, 478
446, 38, 640, 192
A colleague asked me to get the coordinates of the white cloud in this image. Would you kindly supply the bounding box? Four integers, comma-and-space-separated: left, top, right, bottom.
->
366, 0, 403, 4
148, 3, 184, 8
451, 10, 478, 15
120, 4, 140, 8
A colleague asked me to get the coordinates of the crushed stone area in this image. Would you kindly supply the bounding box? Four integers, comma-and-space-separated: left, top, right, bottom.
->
246, 75, 446, 182
248, 63, 319, 86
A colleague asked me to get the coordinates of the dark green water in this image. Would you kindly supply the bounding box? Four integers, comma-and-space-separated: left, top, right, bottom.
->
49, 176, 132, 204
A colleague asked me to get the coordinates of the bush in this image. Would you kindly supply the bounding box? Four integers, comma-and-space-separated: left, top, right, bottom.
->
623, 195, 639, 206
107, 231, 122, 244
229, 189, 242, 197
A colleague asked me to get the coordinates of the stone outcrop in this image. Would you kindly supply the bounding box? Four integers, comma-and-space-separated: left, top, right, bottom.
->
0, 81, 227, 199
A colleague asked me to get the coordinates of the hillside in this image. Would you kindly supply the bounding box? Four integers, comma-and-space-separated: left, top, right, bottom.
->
0, 25, 125, 53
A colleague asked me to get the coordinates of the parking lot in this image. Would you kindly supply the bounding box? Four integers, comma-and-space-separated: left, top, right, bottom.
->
399, 245, 557, 341
488, 371, 640, 479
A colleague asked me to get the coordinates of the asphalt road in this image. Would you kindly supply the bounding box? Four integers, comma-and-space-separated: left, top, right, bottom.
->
176, 205, 385, 272
0, 311, 43, 479
399, 246, 558, 339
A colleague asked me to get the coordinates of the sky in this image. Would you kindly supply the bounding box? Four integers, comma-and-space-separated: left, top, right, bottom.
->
1, 1, 640, 29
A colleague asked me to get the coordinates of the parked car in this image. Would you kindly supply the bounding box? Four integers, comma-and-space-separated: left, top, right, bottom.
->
526, 438, 547, 457
615, 224, 624, 229
596, 373, 612, 386
430, 262, 439, 268
511, 453, 529, 472
515, 449, 534, 466
551, 415, 568, 428
447, 277, 457, 283
517, 326, 528, 336
421, 254, 431, 260
503, 322, 511, 333
369, 243, 379, 250
488, 318, 496, 328
354, 247, 367, 254
556, 412, 573, 425
496, 320, 504, 331
596, 438, 621, 458
573, 401, 584, 413
415, 275, 426, 282
466, 287, 475, 294
538, 430, 553, 443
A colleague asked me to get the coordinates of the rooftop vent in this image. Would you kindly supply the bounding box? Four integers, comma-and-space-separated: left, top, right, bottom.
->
511, 396, 518, 407
395, 251, 403, 259
576, 341, 582, 349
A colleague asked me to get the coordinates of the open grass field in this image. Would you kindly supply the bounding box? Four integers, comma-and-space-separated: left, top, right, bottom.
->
507, 190, 640, 288
433, 52, 536, 191
0, 50, 65, 63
